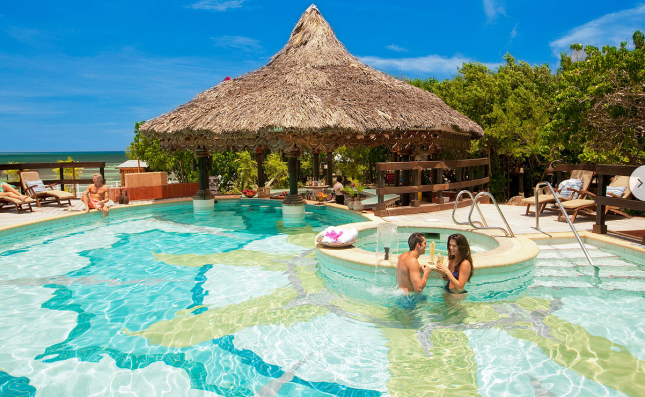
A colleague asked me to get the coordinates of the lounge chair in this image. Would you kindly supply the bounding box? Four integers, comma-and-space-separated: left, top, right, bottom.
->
19, 170, 74, 208
556, 175, 633, 223
522, 169, 595, 215
0, 196, 36, 214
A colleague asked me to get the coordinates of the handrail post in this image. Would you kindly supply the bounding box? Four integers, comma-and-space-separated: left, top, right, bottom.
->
534, 181, 597, 270
452, 190, 485, 228
467, 192, 514, 237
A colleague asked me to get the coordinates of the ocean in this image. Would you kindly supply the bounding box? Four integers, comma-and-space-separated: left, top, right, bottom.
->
0, 152, 129, 187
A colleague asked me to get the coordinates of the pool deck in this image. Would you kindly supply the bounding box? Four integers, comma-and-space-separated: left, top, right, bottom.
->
1, 197, 645, 244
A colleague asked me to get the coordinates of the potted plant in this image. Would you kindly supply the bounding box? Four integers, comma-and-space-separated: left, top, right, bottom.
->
316, 192, 327, 205
342, 186, 363, 211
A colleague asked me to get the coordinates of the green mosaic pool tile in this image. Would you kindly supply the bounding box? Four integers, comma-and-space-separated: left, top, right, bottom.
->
383, 327, 480, 397
153, 250, 290, 272
126, 287, 330, 348
506, 315, 645, 397
513, 296, 552, 313
293, 265, 326, 294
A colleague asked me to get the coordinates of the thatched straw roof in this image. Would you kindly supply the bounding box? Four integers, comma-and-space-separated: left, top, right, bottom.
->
140, 4, 484, 153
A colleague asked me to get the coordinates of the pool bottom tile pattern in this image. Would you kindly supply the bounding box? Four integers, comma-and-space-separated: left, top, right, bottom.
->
1, 203, 644, 396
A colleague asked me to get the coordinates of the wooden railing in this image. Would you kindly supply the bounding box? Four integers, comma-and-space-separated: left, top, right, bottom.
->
375, 158, 490, 210
0, 162, 106, 194
555, 164, 642, 235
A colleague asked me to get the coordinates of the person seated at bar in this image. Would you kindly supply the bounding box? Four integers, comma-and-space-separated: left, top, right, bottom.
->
82, 174, 111, 217
0, 182, 29, 201
436, 233, 473, 295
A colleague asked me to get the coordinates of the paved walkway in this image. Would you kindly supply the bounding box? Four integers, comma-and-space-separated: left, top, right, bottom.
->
382, 203, 645, 238
1, 198, 644, 242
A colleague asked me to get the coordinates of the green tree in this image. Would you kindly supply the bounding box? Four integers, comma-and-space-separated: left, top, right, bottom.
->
409, 54, 556, 199
234, 151, 257, 190
210, 151, 238, 192
126, 122, 198, 183
548, 31, 645, 164
263, 152, 289, 188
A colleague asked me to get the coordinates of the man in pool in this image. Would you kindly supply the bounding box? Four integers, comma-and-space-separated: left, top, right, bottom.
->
82, 173, 111, 217
397, 232, 431, 293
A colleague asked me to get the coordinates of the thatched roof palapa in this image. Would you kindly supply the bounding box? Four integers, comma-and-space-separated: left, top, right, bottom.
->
140, 4, 484, 154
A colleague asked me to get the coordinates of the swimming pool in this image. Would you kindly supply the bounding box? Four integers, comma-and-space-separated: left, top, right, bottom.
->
1, 202, 644, 396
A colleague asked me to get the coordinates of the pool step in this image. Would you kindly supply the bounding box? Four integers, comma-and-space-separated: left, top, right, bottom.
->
532, 247, 645, 291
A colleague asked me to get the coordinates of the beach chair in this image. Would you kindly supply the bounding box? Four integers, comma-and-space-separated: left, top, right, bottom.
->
19, 170, 74, 208
522, 169, 595, 215
0, 196, 36, 214
556, 175, 632, 223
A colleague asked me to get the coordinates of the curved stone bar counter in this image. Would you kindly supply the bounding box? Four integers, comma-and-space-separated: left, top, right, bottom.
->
315, 221, 540, 300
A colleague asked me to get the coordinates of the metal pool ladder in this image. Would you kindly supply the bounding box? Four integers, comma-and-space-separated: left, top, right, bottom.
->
453, 190, 515, 237
533, 182, 597, 270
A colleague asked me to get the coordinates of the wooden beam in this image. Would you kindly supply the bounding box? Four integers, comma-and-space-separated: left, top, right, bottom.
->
375, 177, 489, 195
595, 196, 645, 211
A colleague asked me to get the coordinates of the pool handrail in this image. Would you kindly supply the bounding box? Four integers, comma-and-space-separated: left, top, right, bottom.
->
452, 190, 487, 228
466, 191, 515, 237
533, 181, 598, 272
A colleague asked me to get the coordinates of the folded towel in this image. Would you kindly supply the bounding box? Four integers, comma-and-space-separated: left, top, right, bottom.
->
337, 228, 358, 244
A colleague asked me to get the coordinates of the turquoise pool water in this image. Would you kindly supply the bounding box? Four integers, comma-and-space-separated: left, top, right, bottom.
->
1, 203, 644, 396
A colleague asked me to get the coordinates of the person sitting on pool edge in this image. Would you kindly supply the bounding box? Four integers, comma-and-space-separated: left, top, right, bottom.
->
82, 173, 111, 217
436, 233, 473, 294
397, 232, 432, 293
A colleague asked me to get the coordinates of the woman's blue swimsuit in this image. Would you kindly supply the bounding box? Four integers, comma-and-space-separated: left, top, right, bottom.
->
445, 270, 467, 294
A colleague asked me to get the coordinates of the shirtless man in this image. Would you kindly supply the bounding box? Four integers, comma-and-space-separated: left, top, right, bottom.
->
397, 232, 431, 293
82, 174, 110, 216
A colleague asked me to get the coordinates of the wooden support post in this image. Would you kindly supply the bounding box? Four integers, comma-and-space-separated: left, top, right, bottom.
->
377, 170, 385, 210
411, 168, 421, 207
256, 147, 265, 188
59, 167, 64, 193
312, 151, 320, 182
594, 174, 610, 234
194, 149, 213, 200
284, 146, 305, 205
393, 151, 400, 188
325, 152, 333, 187
468, 167, 475, 193
433, 167, 443, 203
400, 150, 411, 206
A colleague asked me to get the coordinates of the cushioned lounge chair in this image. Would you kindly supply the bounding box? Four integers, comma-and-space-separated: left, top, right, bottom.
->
556, 175, 632, 222
0, 196, 36, 214
522, 169, 595, 215
19, 170, 74, 208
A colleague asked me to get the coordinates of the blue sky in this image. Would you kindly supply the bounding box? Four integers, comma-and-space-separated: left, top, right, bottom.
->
1, 0, 644, 152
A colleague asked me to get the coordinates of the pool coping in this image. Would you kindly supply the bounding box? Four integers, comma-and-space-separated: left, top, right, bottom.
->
315, 221, 539, 277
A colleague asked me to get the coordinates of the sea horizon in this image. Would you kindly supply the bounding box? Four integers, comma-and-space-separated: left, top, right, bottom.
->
0, 151, 130, 186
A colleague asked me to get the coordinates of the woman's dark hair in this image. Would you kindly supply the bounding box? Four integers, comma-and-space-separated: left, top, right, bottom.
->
447, 233, 474, 281
337, 176, 343, 183
408, 232, 425, 251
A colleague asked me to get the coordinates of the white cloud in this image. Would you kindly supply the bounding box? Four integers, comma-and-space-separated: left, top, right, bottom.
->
483, 0, 506, 22
386, 44, 408, 52
550, 4, 645, 55
212, 35, 262, 51
359, 54, 499, 76
188, 0, 246, 11
510, 24, 518, 40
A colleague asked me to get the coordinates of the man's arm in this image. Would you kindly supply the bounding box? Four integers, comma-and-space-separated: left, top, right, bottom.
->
408, 258, 430, 293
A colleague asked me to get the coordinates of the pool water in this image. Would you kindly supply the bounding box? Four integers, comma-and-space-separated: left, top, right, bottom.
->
1, 203, 644, 396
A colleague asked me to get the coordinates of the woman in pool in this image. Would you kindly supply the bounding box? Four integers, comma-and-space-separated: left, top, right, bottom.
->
436, 233, 473, 294
0, 182, 29, 201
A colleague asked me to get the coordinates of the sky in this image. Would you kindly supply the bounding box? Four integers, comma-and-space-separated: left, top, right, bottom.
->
1, 0, 644, 152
